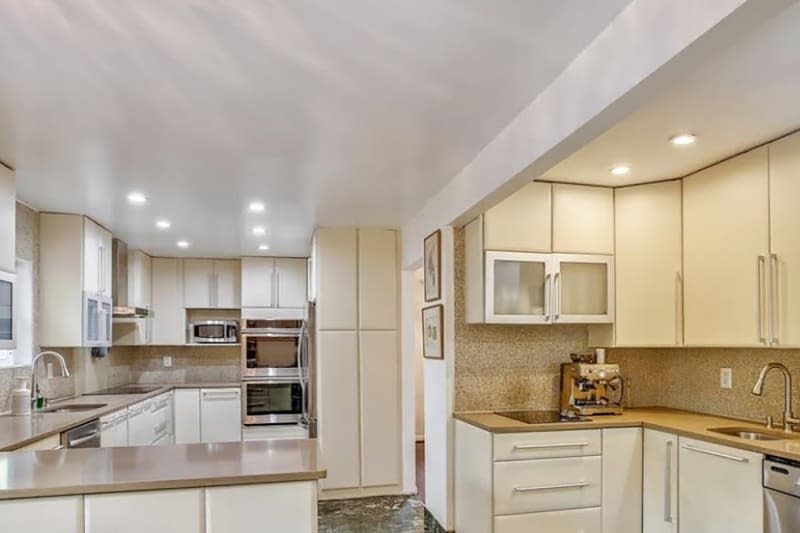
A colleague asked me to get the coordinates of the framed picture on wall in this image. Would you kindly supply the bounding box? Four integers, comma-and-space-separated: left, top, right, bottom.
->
422, 304, 444, 359
424, 229, 441, 302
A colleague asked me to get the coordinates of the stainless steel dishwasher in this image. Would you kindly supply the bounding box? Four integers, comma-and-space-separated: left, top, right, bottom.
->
765, 456, 800, 531
62, 418, 101, 448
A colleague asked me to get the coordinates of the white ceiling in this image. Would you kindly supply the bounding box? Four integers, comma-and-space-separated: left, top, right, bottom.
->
0, 0, 631, 257
541, 1, 800, 187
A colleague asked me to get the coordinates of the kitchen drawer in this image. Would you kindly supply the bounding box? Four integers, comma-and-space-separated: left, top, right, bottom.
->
494, 456, 601, 515
494, 507, 600, 533
494, 430, 601, 461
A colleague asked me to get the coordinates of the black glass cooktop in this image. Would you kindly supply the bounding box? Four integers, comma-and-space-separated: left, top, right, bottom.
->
494, 410, 589, 424
90, 385, 163, 395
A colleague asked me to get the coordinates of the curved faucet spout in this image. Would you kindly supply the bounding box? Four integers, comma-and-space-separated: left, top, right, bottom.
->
30, 351, 70, 409
752, 362, 797, 432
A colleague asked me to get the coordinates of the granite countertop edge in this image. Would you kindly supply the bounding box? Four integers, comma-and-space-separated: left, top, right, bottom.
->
454, 407, 800, 462
0, 382, 241, 451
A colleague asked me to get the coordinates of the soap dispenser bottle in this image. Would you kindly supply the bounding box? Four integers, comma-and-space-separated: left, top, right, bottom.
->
11, 376, 32, 416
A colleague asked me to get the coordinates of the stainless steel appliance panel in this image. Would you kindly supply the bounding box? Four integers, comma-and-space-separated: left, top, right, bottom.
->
765, 457, 800, 532
241, 319, 303, 379
63, 419, 101, 448
242, 379, 303, 425
189, 320, 238, 344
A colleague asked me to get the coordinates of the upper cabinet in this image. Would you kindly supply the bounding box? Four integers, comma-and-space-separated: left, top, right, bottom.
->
552, 184, 614, 254
150, 257, 185, 346
315, 228, 358, 330
128, 250, 152, 309
768, 131, 800, 348
683, 147, 770, 346
358, 230, 398, 330
241, 257, 307, 310
466, 182, 614, 325
183, 259, 241, 309
614, 181, 683, 346
83, 217, 113, 297
0, 164, 14, 274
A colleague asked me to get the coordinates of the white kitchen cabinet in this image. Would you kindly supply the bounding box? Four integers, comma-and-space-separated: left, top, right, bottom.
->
0, 496, 84, 533
40, 214, 113, 347
483, 181, 552, 253
0, 164, 14, 274
315, 228, 358, 330
615, 181, 683, 346
359, 330, 400, 487
183, 259, 241, 309
85, 489, 203, 533
100, 408, 129, 448
200, 388, 242, 443
495, 508, 600, 533
678, 436, 763, 533
358, 230, 398, 330
174, 388, 201, 444
14, 434, 61, 451
683, 146, 770, 346
205, 482, 317, 533
241, 257, 307, 309
643, 429, 678, 533
552, 183, 614, 255
769, 131, 800, 347
128, 249, 152, 308
150, 257, 185, 345
602, 428, 642, 533
317, 330, 360, 490
127, 399, 154, 446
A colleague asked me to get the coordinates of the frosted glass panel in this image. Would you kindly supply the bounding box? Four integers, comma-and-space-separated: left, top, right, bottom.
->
560, 262, 607, 315
493, 260, 546, 316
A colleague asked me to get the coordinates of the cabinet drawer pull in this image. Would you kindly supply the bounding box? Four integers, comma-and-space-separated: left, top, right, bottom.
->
682, 444, 748, 463
513, 481, 588, 492
202, 392, 239, 400
513, 441, 589, 450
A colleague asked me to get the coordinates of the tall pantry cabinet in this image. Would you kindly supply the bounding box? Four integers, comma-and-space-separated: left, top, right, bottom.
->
313, 228, 400, 496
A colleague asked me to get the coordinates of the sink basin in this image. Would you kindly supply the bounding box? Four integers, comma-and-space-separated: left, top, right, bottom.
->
38, 403, 107, 414
707, 426, 792, 441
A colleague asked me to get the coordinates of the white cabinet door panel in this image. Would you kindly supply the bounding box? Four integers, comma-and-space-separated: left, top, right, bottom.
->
0, 165, 14, 274
316, 228, 357, 330
85, 489, 203, 533
643, 429, 678, 533
241, 257, 274, 308
150, 258, 185, 345
183, 259, 214, 308
275, 257, 308, 309
213, 259, 241, 308
205, 482, 316, 533
495, 507, 600, 533
602, 428, 642, 533
494, 429, 601, 461
358, 230, 397, 330
552, 184, 614, 254
200, 388, 242, 443
174, 388, 201, 444
0, 496, 83, 533
484, 181, 552, 253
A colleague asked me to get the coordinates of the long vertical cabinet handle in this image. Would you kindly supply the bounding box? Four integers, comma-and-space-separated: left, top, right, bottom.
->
757, 255, 767, 344
553, 272, 561, 321
664, 439, 673, 523
214, 273, 219, 308
544, 273, 552, 322
674, 272, 682, 345
770, 253, 779, 345
276, 271, 281, 308
270, 268, 277, 308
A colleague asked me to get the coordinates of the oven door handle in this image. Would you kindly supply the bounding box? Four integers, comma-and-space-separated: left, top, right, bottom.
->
68, 430, 100, 448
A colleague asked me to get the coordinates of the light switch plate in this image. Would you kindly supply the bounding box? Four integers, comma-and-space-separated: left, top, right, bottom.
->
163, 355, 173, 368
720, 368, 733, 389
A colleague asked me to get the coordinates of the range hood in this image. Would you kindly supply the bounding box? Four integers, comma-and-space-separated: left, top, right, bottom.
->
112, 238, 149, 318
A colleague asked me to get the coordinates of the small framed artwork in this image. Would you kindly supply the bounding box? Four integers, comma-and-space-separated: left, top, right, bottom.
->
422, 304, 444, 359
424, 229, 441, 302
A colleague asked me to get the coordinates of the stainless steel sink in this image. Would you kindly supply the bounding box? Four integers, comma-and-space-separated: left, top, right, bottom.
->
38, 403, 107, 414
707, 426, 792, 441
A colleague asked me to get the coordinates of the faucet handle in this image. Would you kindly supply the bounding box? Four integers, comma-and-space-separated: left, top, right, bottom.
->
766, 415, 774, 430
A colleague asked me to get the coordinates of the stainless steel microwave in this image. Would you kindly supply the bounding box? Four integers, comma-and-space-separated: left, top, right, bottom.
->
0, 271, 14, 350
188, 320, 239, 344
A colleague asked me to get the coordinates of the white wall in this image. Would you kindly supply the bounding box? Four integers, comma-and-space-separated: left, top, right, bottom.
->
414, 269, 424, 440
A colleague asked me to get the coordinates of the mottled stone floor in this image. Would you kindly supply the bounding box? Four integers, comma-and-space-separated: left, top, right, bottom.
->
319, 496, 445, 533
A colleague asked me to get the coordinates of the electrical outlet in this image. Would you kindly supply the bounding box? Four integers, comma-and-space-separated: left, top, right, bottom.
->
163, 355, 173, 368
720, 368, 733, 389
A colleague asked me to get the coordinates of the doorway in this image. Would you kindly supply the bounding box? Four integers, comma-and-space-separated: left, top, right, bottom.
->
413, 268, 425, 501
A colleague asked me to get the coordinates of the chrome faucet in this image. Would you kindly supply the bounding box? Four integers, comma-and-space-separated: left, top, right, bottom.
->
752, 362, 799, 432
30, 351, 70, 409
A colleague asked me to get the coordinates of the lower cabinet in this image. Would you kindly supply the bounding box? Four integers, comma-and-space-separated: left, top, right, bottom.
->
455, 422, 641, 533
85, 489, 203, 533
200, 388, 242, 443
205, 482, 317, 533
0, 495, 83, 533
643, 429, 678, 533
175, 388, 202, 444
100, 408, 129, 448
678, 436, 763, 533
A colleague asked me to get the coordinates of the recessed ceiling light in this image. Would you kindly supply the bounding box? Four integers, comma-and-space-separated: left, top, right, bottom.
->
252, 226, 266, 236
258, 244, 270, 251
127, 192, 148, 205
155, 219, 171, 230
610, 165, 631, 176
248, 201, 265, 213
176, 240, 190, 248
670, 133, 697, 146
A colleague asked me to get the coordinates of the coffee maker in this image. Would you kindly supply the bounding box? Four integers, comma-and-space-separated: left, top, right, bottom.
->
560, 356, 624, 416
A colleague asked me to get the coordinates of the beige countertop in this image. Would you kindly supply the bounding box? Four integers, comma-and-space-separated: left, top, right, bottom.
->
455, 407, 800, 462
0, 439, 326, 500
0, 383, 241, 451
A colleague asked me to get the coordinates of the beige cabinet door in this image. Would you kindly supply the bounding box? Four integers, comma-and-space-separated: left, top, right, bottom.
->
484, 181, 552, 252
769, 132, 800, 347
150, 258, 185, 345
82, 217, 101, 295
213, 259, 241, 308
683, 147, 770, 346
317, 330, 360, 490
642, 429, 678, 533
552, 184, 614, 254
128, 250, 152, 308
275, 257, 308, 309
182, 259, 214, 308
85, 489, 203, 533
359, 330, 400, 487
358, 229, 398, 330
241, 257, 274, 307
0, 165, 14, 274
615, 181, 683, 346
316, 228, 357, 330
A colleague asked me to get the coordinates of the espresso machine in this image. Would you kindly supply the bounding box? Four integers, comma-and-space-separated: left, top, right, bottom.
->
560, 356, 624, 416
